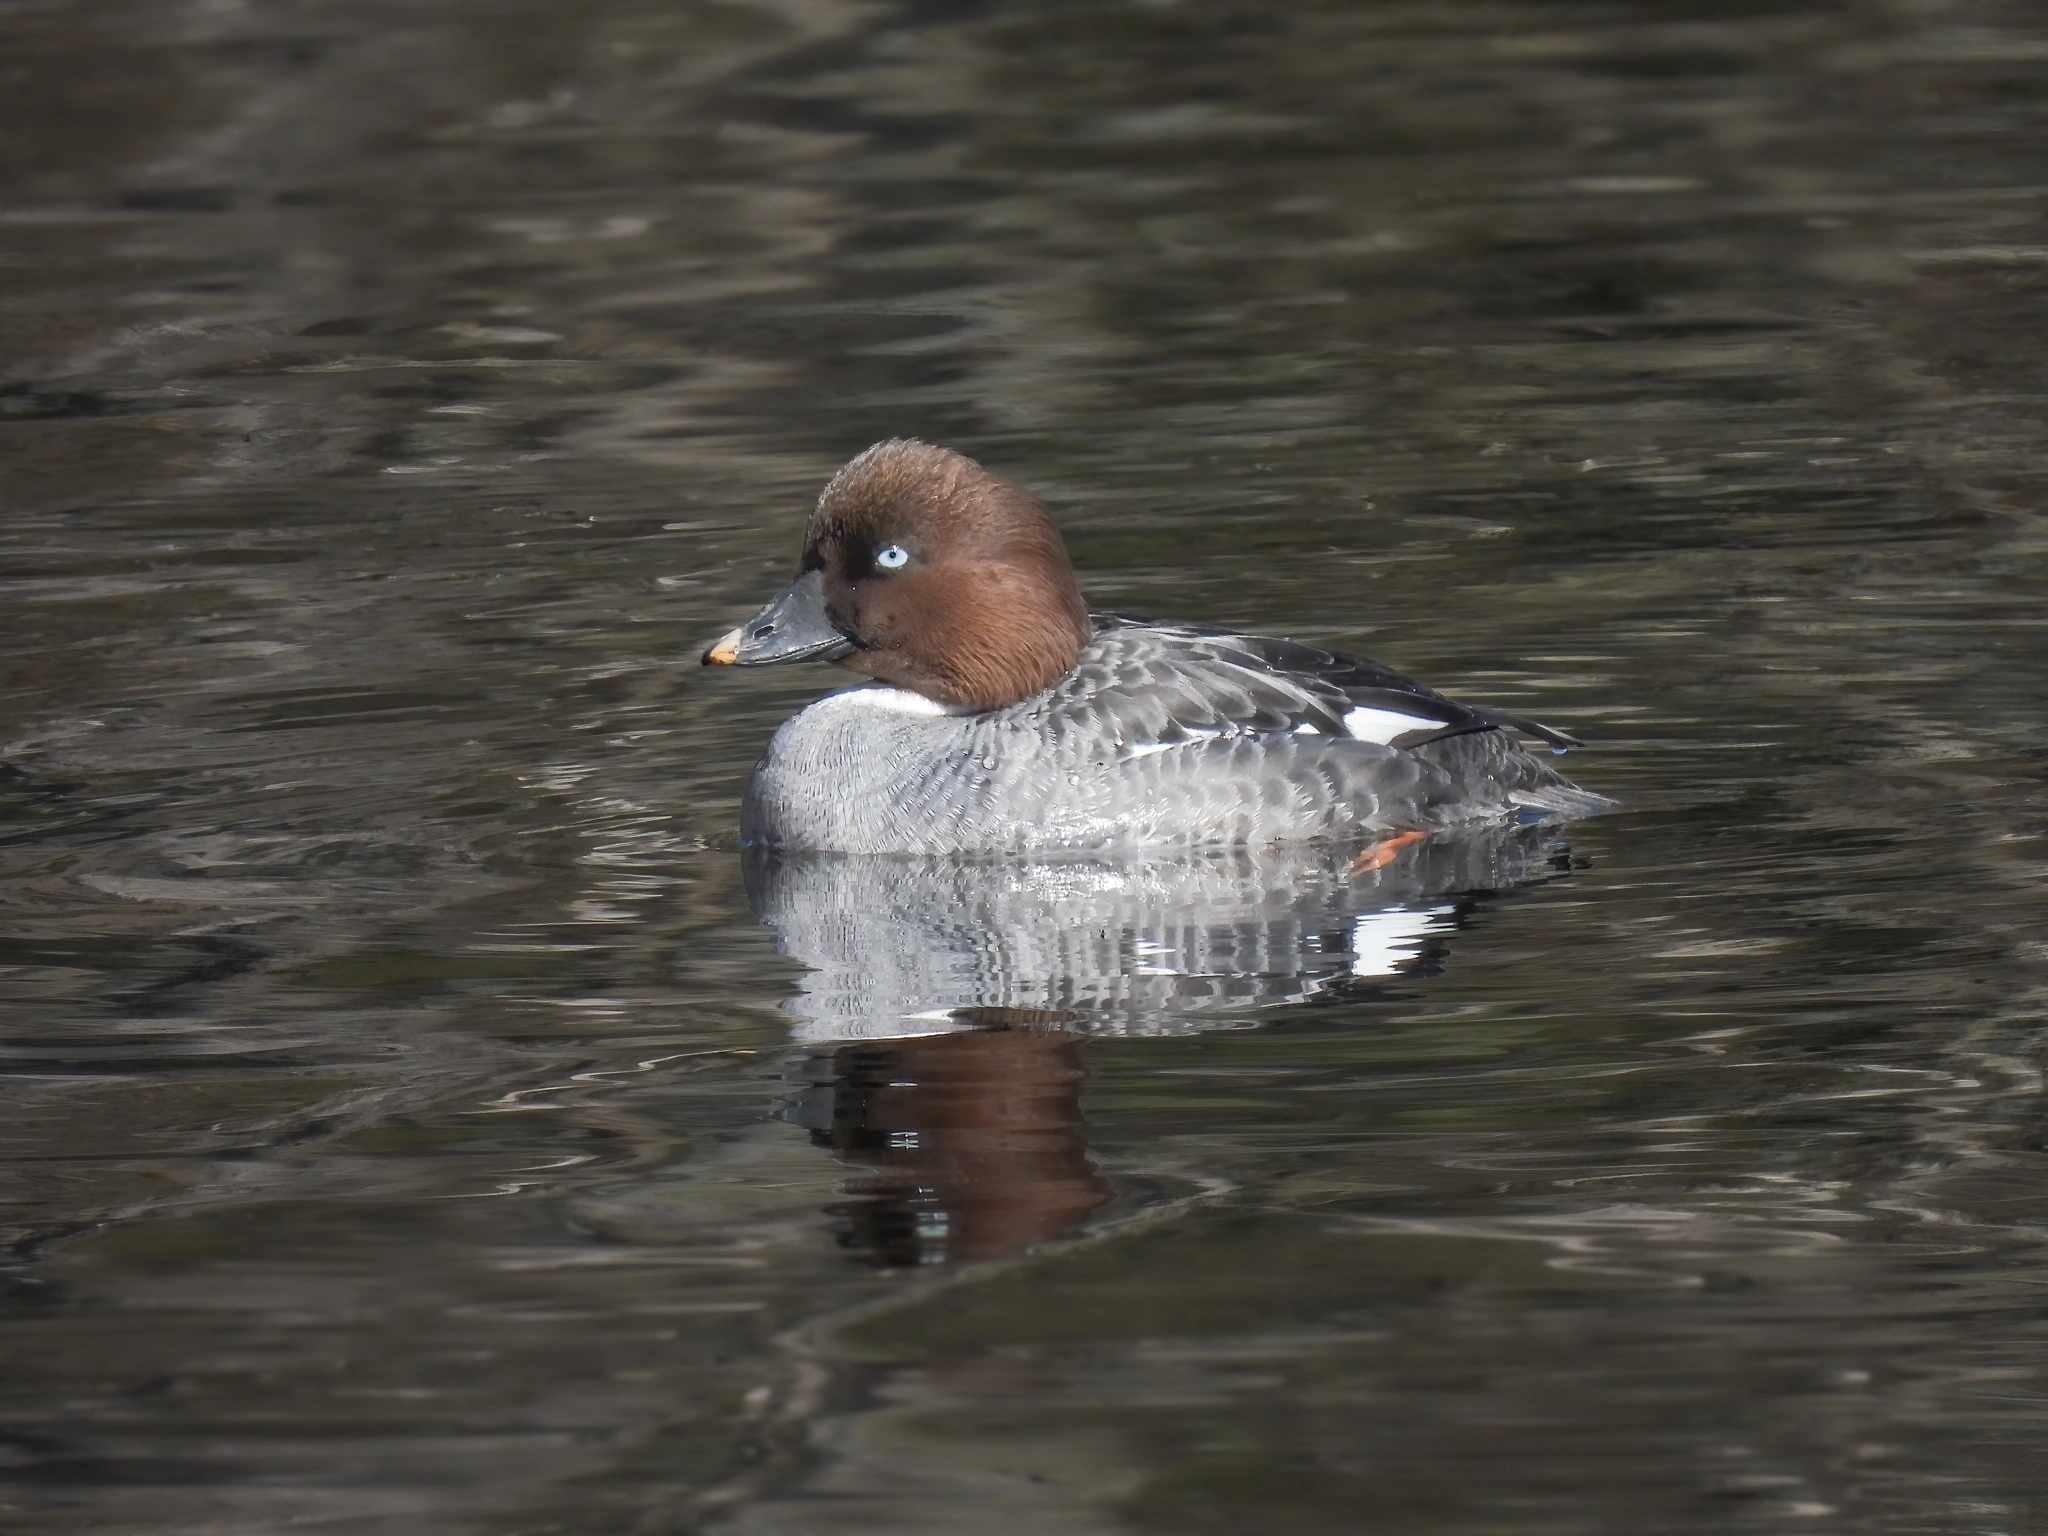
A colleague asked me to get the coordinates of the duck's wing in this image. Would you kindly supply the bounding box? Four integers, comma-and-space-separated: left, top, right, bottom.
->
1073, 616, 1582, 752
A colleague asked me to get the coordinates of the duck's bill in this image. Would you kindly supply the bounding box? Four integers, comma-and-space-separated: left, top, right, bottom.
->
702, 569, 857, 666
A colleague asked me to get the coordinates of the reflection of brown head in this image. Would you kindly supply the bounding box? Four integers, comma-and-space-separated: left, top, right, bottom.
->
802, 441, 1094, 710
821, 1026, 1111, 1266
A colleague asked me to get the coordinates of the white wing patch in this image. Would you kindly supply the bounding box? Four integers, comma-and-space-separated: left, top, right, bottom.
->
1116, 708, 1443, 757
1342, 704, 1443, 744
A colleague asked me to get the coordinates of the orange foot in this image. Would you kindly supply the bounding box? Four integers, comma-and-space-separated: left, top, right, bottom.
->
1350, 828, 1427, 875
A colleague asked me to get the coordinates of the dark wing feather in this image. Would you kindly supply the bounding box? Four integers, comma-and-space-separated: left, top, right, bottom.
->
1077, 616, 1579, 751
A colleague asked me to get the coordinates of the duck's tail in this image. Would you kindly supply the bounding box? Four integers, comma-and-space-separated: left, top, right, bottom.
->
1509, 777, 1622, 821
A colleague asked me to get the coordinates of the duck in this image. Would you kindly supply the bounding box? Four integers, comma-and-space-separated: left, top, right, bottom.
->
702, 439, 1613, 857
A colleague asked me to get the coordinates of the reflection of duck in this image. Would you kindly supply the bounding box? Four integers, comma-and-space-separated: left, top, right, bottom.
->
754, 826, 1574, 1264
746, 825, 1567, 1043
704, 440, 1612, 854
783, 1028, 1111, 1267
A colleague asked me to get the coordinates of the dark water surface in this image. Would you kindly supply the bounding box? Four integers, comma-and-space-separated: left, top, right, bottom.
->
7, 0, 2048, 1530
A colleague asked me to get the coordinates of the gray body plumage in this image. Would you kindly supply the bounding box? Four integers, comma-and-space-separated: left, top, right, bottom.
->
740, 620, 1612, 855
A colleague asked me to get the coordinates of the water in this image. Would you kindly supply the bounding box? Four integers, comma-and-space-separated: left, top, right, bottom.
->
5, 0, 2048, 1530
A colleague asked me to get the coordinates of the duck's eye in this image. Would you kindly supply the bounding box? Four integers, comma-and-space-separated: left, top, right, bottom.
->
874, 544, 911, 570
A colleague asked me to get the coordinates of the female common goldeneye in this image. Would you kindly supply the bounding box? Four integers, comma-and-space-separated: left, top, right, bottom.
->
703, 440, 1612, 856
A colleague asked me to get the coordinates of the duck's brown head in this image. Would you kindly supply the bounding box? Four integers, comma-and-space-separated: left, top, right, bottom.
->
703, 440, 1092, 711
